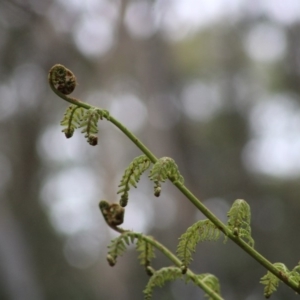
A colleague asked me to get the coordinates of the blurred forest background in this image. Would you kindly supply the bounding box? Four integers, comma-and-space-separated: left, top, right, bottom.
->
1, 0, 300, 299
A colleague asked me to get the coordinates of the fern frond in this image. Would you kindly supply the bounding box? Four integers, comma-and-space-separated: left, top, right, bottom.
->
177, 219, 221, 268
79, 108, 101, 145
117, 155, 151, 207
196, 274, 221, 300
136, 237, 156, 267
260, 263, 289, 298
227, 199, 254, 247
149, 157, 184, 197
60, 105, 85, 138
107, 232, 156, 270
290, 262, 300, 284
107, 232, 137, 266
143, 267, 183, 300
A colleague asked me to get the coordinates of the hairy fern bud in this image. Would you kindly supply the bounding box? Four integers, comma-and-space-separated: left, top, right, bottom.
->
99, 200, 125, 228
49, 64, 77, 95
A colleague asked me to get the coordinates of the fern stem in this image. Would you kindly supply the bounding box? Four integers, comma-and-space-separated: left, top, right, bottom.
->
108, 116, 158, 163
49, 67, 300, 294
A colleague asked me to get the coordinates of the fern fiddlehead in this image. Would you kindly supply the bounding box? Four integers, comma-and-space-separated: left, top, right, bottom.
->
49, 64, 109, 145
99, 200, 125, 233
49, 64, 77, 95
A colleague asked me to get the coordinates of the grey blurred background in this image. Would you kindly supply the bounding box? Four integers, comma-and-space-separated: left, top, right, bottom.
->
1, 0, 300, 299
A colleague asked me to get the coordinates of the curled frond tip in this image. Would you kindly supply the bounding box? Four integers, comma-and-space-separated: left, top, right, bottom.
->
49, 64, 77, 95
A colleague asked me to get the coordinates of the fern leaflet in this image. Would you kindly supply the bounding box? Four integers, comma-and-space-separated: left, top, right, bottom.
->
136, 237, 156, 267
107, 232, 155, 269
260, 263, 289, 298
60, 105, 85, 138
106, 233, 134, 266
79, 108, 101, 146
149, 157, 184, 197
227, 199, 254, 247
177, 219, 221, 268
290, 262, 300, 284
143, 267, 183, 300
195, 274, 221, 300
117, 155, 151, 207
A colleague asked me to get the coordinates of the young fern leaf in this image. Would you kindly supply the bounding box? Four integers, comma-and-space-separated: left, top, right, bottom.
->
79, 108, 101, 146
143, 267, 183, 300
107, 232, 137, 267
227, 199, 254, 247
177, 219, 221, 268
117, 155, 151, 207
149, 157, 184, 197
194, 274, 221, 300
290, 262, 300, 285
60, 105, 85, 138
136, 237, 156, 268
260, 263, 289, 298
106, 232, 156, 271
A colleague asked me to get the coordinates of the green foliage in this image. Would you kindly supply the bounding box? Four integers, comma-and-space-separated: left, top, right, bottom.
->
79, 108, 101, 146
106, 233, 134, 266
290, 262, 300, 284
117, 155, 151, 207
177, 219, 221, 268
260, 262, 300, 298
60, 105, 85, 138
260, 263, 288, 298
136, 237, 156, 267
143, 267, 183, 300
51, 64, 300, 299
107, 232, 155, 269
195, 274, 221, 300
149, 157, 184, 197
227, 199, 254, 247
60, 106, 109, 146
